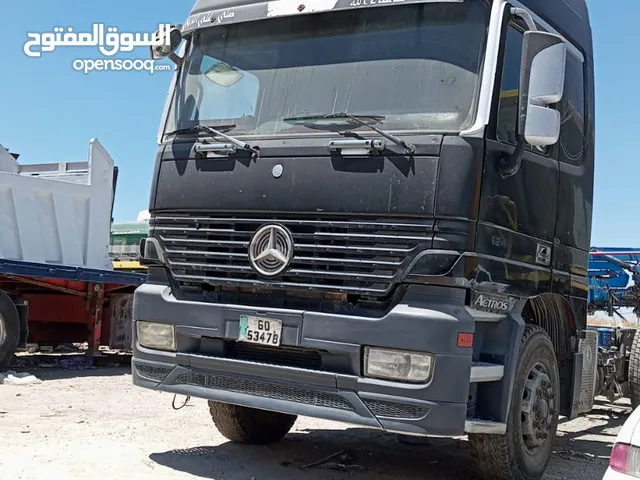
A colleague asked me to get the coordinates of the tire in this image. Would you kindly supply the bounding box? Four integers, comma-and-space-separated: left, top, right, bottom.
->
208, 401, 297, 444
469, 325, 560, 480
628, 329, 640, 409
0, 290, 20, 372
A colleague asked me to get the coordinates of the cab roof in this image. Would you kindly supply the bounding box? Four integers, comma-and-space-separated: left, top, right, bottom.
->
186, 0, 592, 58
520, 0, 592, 58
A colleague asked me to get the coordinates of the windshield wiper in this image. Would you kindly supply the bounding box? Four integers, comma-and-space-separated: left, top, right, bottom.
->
165, 123, 237, 136
283, 112, 416, 155
166, 124, 259, 159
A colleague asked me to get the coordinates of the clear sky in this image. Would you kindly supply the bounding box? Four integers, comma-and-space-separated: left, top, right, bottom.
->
0, 1, 636, 247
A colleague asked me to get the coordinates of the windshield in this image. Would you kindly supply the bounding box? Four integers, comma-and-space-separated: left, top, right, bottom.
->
164, 0, 490, 138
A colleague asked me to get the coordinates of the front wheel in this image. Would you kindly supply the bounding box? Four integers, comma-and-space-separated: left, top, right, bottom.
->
208, 401, 297, 445
469, 325, 560, 480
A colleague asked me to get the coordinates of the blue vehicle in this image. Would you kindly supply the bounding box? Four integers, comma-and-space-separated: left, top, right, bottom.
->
589, 248, 640, 318
586, 249, 640, 408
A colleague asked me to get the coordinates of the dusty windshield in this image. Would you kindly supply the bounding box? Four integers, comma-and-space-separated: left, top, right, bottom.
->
164, 0, 490, 137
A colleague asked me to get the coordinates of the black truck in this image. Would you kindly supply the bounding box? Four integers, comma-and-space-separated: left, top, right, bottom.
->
132, 1, 604, 478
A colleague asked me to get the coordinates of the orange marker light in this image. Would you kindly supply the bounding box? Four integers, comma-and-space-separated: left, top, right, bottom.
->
457, 332, 474, 348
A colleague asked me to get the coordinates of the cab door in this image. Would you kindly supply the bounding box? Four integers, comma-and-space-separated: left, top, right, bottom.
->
477, 19, 559, 294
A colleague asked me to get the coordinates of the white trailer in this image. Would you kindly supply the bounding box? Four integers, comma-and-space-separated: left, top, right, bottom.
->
0, 139, 145, 370
0, 139, 116, 271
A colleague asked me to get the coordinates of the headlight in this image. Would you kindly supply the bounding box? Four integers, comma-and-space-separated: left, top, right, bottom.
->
136, 321, 176, 351
364, 347, 434, 383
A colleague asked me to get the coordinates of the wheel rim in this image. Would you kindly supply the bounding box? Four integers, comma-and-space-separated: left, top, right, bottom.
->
521, 361, 556, 452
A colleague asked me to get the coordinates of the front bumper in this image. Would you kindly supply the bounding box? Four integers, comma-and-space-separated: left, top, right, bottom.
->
132, 283, 476, 437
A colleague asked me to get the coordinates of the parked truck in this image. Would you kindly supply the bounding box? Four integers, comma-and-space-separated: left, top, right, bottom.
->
110, 219, 150, 272
131, 1, 610, 478
587, 249, 640, 409
0, 140, 145, 368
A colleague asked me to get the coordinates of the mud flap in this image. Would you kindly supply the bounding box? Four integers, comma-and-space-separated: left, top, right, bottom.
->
569, 329, 598, 419
14, 299, 29, 348
109, 293, 134, 350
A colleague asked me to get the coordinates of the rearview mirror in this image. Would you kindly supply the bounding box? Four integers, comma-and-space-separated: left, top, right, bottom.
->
518, 31, 567, 146
150, 25, 183, 64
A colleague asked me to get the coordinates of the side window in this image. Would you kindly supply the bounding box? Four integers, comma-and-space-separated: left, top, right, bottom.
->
496, 25, 524, 145
557, 53, 586, 166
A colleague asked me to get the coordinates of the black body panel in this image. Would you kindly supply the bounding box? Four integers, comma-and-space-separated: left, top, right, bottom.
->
150, 135, 483, 299
155, 141, 440, 216
479, 6, 594, 329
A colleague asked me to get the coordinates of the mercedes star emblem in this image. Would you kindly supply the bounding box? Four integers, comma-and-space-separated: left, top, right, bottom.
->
248, 224, 294, 277
272, 164, 283, 178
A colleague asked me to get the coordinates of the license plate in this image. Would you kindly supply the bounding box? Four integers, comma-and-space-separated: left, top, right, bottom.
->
238, 315, 283, 346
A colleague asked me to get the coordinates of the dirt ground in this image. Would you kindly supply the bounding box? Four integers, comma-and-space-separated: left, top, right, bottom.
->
0, 364, 630, 480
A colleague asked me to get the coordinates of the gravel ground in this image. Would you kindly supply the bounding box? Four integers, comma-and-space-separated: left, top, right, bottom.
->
0, 365, 631, 480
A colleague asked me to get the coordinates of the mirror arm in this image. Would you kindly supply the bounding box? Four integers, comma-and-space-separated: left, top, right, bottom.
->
510, 7, 538, 31
498, 8, 538, 179
168, 52, 183, 67
500, 135, 526, 179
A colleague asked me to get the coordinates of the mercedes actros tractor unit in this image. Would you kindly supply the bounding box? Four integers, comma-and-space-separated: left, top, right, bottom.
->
131, 1, 602, 478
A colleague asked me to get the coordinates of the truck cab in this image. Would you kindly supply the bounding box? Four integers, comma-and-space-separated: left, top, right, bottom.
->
132, 1, 595, 478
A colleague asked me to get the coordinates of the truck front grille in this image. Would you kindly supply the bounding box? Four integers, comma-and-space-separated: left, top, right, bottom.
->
153, 214, 432, 297
364, 399, 429, 419
226, 342, 323, 371
175, 372, 354, 411
135, 364, 172, 382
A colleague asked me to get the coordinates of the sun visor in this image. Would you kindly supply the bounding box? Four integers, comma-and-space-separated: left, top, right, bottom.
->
182, 0, 464, 34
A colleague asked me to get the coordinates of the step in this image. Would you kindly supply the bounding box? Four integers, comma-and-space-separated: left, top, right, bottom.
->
465, 418, 507, 434
470, 362, 505, 382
